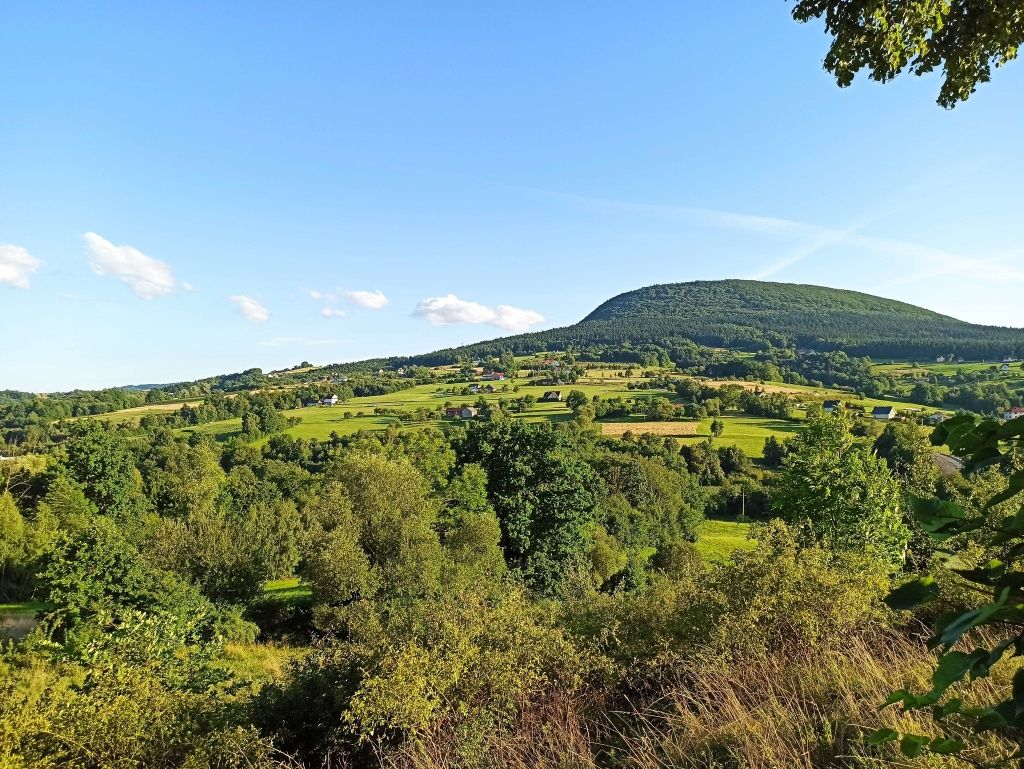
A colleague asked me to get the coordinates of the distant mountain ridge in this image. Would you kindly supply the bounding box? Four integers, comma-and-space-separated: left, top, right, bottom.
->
385, 279, 1024, 367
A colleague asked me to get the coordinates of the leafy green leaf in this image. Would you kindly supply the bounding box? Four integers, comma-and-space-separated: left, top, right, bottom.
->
998, 415, 1024, 440
885, 576, 938, 610
883, 689, 910, 707
867, 727, 899, 745
930, 652, 973, 696
1013, 668, 1024, 707
900, 733, 930, 758
928, 736, 965, 755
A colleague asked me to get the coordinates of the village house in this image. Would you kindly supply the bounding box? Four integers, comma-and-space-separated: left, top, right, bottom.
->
482, 371, 506, 381
871, 405, 897, 420
320, 395, 339, 406
468, 384, 481, 394
445, 406, 477, 419
925, 412, 948, 426
541, 391, 563, 402
1004, 406, 1024, 421
822, 400, 840, 414
481, 384, 496, 393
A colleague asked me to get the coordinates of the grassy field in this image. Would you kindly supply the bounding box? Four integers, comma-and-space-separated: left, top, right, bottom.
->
874, 361, 1022, 377
702, 378, 955, 415
0, 601, 46, 643
676, 416, 803, 457
695, 518, 755, 562
185, 401, 800, 458
218, 642, 305, 686
0, 601, 47, 616
78, 359, 947, 456
183, 373, 657, 442
599, 419, 699, 437
264, 576, 311, 601
93, 398, 204, 425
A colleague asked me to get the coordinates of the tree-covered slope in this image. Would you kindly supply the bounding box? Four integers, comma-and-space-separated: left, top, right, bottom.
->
583, 280, 949, 325
398, 280, 1024, 365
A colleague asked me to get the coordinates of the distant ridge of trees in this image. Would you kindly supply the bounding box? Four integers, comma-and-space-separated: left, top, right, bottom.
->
385, 279, 1024, 367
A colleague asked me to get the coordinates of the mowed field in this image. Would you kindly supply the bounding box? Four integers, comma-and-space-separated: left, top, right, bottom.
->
93, 398, 205, 425
85, 359, 957, 457
183, 374, 650, 441
873, 361, 1021, 377
676, 416, 804, 457
179, 371, 806, 458
599, 420, 699, 437
872, 360, 1024, 401
701, 378, 955, 415
695, 519, 755, 561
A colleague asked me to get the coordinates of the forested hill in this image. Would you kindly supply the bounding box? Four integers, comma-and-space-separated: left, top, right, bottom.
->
584, 280, 950, 325
579, 280, 1014, 356
393, 279, 1024, 366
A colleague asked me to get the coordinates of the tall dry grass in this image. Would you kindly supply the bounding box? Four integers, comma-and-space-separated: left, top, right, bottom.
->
383, 632, 1015, 769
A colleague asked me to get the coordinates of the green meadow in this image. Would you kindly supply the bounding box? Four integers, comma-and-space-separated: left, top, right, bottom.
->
694, 518, 755, 562
85, 361, 955, 458
179, 370, 811, 457
677, 416, 804, 457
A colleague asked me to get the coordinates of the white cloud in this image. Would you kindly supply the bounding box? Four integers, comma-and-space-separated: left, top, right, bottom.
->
491, 304, 546, 331
321, 306, 347, 318
345, 289, 389, 309
413, 294, 545, 332
228, 294, 271, 323
83, 232, 179, 299
0, 244, 41, 289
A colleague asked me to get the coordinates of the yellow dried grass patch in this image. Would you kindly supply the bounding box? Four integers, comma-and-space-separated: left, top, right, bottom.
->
599, 421, 698, 437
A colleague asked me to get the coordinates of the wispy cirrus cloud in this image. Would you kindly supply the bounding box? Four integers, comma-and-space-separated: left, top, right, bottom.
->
413, 294, 545, 332
345, 289, 389, 309
83, 232, 182, 299
228, 294, 270, 323
523, 186, 1024, 288
862, 236, 1024, 290
0, 244, 41, 288
307, 287, 389, 317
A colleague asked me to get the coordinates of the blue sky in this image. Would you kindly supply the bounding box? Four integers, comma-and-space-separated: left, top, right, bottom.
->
3, 2, 1023, 392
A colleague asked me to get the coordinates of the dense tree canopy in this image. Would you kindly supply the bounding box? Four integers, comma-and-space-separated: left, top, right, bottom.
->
792, 0, 1024, 108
